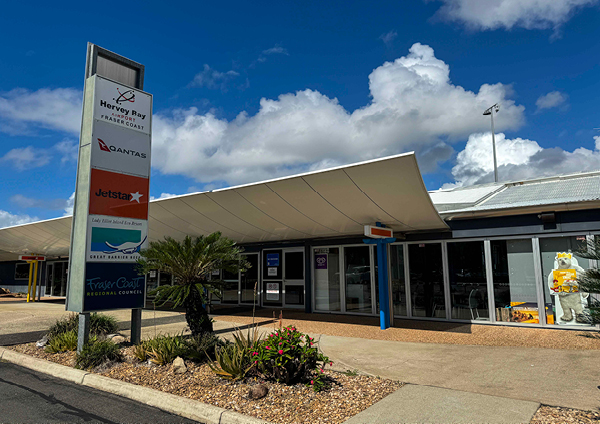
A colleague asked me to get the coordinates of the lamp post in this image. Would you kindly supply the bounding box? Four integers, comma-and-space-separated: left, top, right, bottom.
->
483, 103, 500, 183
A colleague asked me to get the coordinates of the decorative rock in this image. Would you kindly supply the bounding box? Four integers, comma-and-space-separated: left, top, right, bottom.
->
35, 334, 49, 348
110, 336, 127, 344
248, 384, 269, 400
172, 356, 187, 374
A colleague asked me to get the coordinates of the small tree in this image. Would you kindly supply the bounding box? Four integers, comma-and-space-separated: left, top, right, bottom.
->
576, 238, 600, 323
137, 233, 249, 336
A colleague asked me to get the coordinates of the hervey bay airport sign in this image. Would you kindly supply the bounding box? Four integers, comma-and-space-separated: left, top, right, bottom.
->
67, 71, 152, 313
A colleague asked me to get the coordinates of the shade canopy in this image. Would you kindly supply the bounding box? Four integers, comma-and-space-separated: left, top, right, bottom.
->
0, 153, 447, 261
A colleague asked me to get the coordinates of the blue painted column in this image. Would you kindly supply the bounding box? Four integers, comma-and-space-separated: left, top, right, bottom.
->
363, 235, 396, 330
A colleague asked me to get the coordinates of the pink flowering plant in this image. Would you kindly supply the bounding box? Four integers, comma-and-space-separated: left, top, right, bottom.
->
254, 326, 331, 391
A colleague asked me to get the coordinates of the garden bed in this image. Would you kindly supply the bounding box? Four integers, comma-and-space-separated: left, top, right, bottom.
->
8, 343, 402, 424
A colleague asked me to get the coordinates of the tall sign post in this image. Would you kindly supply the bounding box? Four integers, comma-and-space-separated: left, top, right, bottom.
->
67, 44, 152, 352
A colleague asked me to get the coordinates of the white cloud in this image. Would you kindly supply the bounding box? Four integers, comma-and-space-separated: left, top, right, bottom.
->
54, 139, 78, 163
0, 146, 52, 170
379, 30, 398, 46
153, 43, 525, 186
0, 87, 81, 134
446, 132, 600, 187
0, 140, 78, 171
10, 194, 71, 210
431, 0, 598, 36
0, 210, 38, 229
262, 45, 289, 56
190, 64, 240, 91
150, 192, 178, 201
63, 192, 75, 216
536, 91, 568, 111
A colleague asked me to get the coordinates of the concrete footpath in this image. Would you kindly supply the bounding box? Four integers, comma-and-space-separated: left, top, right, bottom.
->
317, 334, 600, 412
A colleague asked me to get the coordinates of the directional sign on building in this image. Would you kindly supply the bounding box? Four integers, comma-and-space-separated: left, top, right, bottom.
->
67, 44, 151, 313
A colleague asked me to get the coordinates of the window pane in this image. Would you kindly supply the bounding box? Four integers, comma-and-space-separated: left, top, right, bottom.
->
448, 241, 489, 321
390, 245, 407, 316
314, 248, 340, 311
345, 246, 372, 313
491, 239, 539, 323
284, 251, 304, 280
241, 254, 259, 304
285, 285, 304, 305
263, 250, 282, 280
540, 236, 593, 327
159, 272, 172, 286
409, 243, 445, 318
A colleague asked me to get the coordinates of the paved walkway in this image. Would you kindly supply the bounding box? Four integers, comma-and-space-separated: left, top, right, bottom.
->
317, 334, 600, 412
343, 385, 539, 424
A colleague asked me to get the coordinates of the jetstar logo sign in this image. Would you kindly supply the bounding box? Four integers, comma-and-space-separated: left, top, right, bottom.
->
89, 168, 149, 220
94, 189, 143, 203
97, 138, 147, 159
114, 88, 135, 104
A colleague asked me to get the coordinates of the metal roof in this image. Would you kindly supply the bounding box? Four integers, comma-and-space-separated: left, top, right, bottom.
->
0, 152, 448, 261
436, 170, 600, 216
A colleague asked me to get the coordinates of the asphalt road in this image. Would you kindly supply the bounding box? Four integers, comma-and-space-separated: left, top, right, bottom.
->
0, 362, 200, 424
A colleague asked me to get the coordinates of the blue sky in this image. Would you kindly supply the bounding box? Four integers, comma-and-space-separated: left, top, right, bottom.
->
1, 0, 600, 226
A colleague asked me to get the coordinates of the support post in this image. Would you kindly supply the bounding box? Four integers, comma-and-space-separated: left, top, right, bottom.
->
26, 261, 34, 303
77, 312, 90, 353
377, 240, 390, 330
31, 260, 39, 303
363, 235, 396, 330
131, 308, 142, 345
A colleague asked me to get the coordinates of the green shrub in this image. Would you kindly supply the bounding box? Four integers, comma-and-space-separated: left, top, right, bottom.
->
133, 343, 148, 362
47, 313, 118, 339
185, 332, 223, 362
208, 327, 261, 380
75, 340, 123, 370
89, 313, 118, 336
47, 314, 79, 339
208, 342, 250, 380
45, 330, 78, 353
134, 334, 189, 365
255, 326, 331, 391
134, 332, 227, 364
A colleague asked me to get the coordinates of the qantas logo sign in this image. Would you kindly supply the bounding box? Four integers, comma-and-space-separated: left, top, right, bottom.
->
97, 138, 147, 159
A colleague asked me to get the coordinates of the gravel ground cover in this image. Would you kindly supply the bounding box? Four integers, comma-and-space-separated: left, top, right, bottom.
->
7, 343, 401, 424
531, 406, 600, 423
212, 308, 600, 350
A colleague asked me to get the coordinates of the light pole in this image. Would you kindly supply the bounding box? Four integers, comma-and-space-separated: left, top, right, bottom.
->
483, 103, 500, 183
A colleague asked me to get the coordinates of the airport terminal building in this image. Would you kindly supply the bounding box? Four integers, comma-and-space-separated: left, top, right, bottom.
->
1, 153, 599, 331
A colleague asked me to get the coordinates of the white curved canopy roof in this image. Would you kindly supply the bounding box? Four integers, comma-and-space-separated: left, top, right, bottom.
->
0, 152, 447, 261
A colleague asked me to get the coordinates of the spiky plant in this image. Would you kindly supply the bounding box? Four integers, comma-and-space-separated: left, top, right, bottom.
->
576, 238, 600, 323
137, 233, 249, 336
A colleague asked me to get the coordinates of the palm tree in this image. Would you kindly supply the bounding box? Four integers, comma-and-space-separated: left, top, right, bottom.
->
137, 233, 250, 336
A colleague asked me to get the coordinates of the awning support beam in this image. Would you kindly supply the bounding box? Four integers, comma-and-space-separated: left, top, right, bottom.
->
363, 232, 396, 330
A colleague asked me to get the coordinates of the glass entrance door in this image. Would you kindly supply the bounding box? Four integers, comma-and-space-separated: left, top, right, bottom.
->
45, 263, 53, 295
408, 243, 446, 318
47, 261, 68, 297
261, 248, 305, 308
283, 250, 304, 308
240, 253, 259, 304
